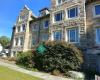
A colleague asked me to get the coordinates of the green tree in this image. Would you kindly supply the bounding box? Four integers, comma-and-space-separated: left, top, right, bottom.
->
0, 36, 10, 48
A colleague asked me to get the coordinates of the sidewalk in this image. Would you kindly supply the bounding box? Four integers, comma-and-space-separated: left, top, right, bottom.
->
0, 60, 73, 80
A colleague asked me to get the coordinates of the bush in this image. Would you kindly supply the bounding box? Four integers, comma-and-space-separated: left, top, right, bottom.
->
34, 41, 83, 74
16, 51, 35, 68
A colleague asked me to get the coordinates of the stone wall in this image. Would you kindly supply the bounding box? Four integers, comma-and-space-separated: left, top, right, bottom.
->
30, 16, 50, 48
50, 0, 87, 48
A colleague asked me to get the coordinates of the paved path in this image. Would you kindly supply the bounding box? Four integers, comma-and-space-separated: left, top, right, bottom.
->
0, 60, 73, 80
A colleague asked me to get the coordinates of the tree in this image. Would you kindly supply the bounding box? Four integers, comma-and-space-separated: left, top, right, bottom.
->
0, 36, 10, 48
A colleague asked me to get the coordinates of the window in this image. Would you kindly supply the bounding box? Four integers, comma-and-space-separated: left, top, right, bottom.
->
32, 24, 38, 31
44, 20, 49, 28
20, 37, 23, 46
57, 0, 62, 5
54, 11, 63, 22
67, 28, 79, 42
57, 0, 68, 5
15, 38, 18, 46
17, 26, 20, 32
41, 34, 49, 41
94, 4, 100, 16
96, 27, 100, 43
53, 31, 62, 41
22, 24, 25, 31
32, 39, 35, 45
68, 7, 78, 18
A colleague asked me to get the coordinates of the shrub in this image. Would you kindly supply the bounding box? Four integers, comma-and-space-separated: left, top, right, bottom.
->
16, 51, 35, 68
34, 41, 83, 74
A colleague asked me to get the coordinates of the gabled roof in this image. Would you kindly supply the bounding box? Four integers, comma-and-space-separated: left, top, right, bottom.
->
21, 5, 37, 18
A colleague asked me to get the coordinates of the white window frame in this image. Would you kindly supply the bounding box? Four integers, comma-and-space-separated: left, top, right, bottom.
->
43, 20, 49, 29
19, 37, 24, 46
22, 24, 26, 32
32, 24, 38, 31
93, 4, 100, 18
56, 0, 62, 6
95, 27, 100, 44
67, 6, 79, 19
65, 28, 79, 43
41, 34, 49, 41
54, 11, 63, 23
53, 30, 62, 41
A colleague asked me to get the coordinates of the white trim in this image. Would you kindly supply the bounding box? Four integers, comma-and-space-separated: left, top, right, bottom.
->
66, 6, 79, 19
93, 4, 100, 18
65, 27, 79, 43
51, 29, 62, 41
43, 20, 49, 29
53, 10, 63, 23
56, 0, 62, 6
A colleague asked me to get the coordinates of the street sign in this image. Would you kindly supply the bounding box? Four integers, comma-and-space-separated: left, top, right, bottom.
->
37, 44, 46, 54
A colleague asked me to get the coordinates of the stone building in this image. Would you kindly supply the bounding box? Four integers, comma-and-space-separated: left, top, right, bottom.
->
11, 0, 100, 72
10, 5, 37, 57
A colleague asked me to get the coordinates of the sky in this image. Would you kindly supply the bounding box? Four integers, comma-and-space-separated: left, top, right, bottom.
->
0, 0, 51, 38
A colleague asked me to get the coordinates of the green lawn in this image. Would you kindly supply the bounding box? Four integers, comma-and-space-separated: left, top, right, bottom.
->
0, 65, 43, 80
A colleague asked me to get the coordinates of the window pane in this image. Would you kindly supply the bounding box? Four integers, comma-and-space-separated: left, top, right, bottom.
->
15, 38, 18, 46
67, 28, 78, 42
58, 0, 62, 4
54, 31, 62, 41
96, 28, 100, 43
70, 29, 76, 42
44, 20, 49, 28
20, 37, 23, 45
22, 24, 25, 31
68, 7, 78, 18
95, 5, 100, 15
42, 34, 48, 41
55, 12, 62, 21
76, 29, 79, 42
17, 26, 20, 32
32, 39, 35, 45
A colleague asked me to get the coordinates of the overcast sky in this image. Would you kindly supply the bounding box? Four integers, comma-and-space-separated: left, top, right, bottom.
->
0, 0, 51, 38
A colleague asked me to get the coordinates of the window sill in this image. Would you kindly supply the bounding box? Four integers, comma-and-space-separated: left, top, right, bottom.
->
93, 15, 100, 18
53, 20, 63, 24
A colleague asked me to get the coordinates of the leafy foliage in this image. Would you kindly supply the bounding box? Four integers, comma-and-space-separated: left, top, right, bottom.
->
34, 41, 83, 73
16, 51, 35, 68
0, 36, 10, 48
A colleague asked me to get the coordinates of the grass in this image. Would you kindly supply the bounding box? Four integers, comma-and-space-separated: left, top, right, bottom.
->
0, 65, 43, 80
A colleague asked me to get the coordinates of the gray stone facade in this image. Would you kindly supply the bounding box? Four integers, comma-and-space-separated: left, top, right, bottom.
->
11, 0, 100, 72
